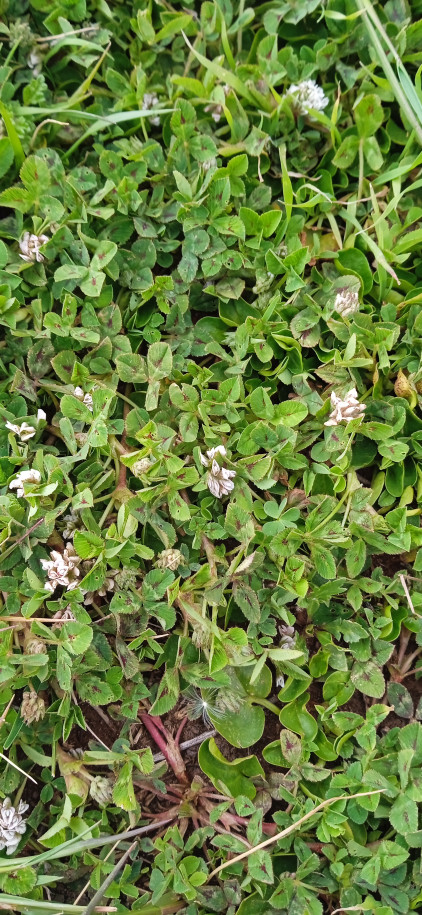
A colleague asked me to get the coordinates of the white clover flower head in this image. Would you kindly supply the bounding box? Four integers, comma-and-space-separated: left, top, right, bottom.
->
62, 509, 81, 540
199, 445, 236, 498
9, 468, 41, 498
5, 421, 37, 442
40, 543, 80, 593
142, 92, 160, 126
203, 157, 217, 172
204, 101, 224, 123
73, 387, 93, 412
334, 288, 360, 319
19, 232, 49, 263
286, 79, 329, 115
199, 445, 227, 466
0, 797, 29, 855
325, 388, 366, 427
279, 624, 296, 650
27, 49, 41, 75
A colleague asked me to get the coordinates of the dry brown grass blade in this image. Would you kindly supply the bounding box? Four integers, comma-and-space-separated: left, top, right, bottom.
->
207, 789, 384, 881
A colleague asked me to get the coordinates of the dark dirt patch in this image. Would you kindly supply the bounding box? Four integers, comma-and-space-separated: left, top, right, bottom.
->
371, 553, 409, 576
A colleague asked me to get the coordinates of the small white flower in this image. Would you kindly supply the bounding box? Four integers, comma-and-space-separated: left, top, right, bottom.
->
203, 157, 217, 172
9, 468, 41, 498
0, 797, 29, 855
6, 410, 46, 442
40, 544, 80, 593
199, 445, 236, 499
334, 288, 359, 319
276, 673, 285, 689
19, 232, 49, 263
199, 445, 227, 466
73, 387, 93, 412
5, 421, 37, 442
325, 388, 366, 427
279, 624, 296, 650
286, 79, 329, 115
142, 92, 160, 126
62, 509, 81, 541
27, 49, 41, 75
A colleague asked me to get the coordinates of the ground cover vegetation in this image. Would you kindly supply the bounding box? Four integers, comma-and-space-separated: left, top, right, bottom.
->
1, 0, 422, 912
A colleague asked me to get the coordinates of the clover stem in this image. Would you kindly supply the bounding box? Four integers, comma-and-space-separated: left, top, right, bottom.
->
307, 486, 350, 536
251, 697, 280, 715
98, 497, 114, 529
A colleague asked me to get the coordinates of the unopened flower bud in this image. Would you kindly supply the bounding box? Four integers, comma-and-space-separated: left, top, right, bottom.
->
21, 689, 46, 725
394, 370, 412, 399
132, 458, 153, 478
114, 568, 138, 590
90, 776, 114, 807
25, 638, 47, 655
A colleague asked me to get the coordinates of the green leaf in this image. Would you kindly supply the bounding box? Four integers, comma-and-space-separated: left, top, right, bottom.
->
378, 440, 409, 462
351, 661, 385, 699
73, 530, 104, 560
232, 581, 261, 622
112, 761, 137, 811
333, 134, 359, 169
147, 341, 173, 380
116, 353, 147, 382
60, 395, 92, 423
77, 675, 116, 705
60, 622, 93, 655
273, 401, 308, 427
198, 738, 264, 799
346, 539, 366, 577
354, 94, 384, 138
311, 545, 336, 580
387, 682, 414, 719
389, 795, 418, 835
91, 240, 118, 271
0, 138, 14, 180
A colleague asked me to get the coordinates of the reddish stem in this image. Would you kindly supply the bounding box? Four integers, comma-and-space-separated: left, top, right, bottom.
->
175, 716, 188, 746
141, 714, 187, 784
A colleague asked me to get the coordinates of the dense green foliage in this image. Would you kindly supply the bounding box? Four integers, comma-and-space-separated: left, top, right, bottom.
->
1, 0, 422, 912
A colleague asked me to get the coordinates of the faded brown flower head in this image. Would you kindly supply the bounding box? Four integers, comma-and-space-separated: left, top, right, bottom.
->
21, 689, 46, 725
155, 548, 183, 571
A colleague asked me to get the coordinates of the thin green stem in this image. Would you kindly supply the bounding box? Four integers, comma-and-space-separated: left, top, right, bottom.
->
356, 0, 422, 145
252, 697, 280, 715
306, 487, 350, 537
98, 497, 115, 529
